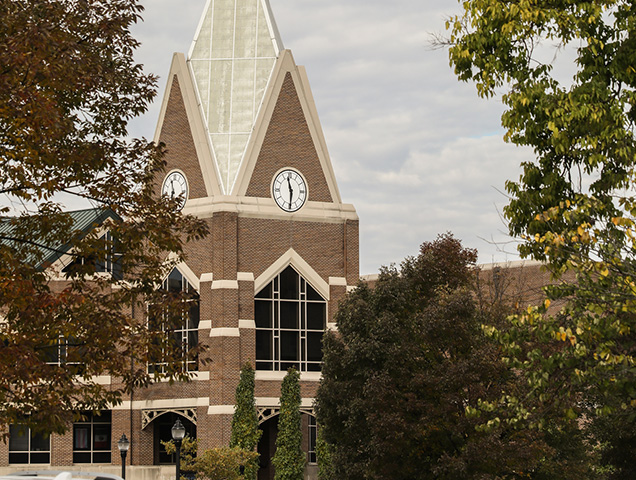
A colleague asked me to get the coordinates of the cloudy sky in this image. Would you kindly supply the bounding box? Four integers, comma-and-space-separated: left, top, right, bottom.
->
128, 0, 537, 275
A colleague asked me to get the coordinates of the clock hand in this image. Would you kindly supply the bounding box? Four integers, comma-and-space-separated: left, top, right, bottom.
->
170, 179, 175, 198
287, 175, 293, 209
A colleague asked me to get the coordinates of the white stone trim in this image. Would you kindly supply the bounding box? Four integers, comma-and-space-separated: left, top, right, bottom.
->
254, 248, 330, 300
327, 322, 338, 331
199, 320, 212, 330
256, 397, 315, 408
200, 273, 214, 283
114, 397, 209, 410
239, 319, 256, 329
329, 277, 347, 286
255, 371, 321, 382
183, 195, 358, 223
207, 405, 236, 415
237, 272, 255, 282
211, 280, 239, 290
209, 328, 240, 337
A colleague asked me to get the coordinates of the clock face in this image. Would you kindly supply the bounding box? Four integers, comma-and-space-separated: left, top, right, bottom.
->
272, 169, 307, 212
162, 170, 188, 210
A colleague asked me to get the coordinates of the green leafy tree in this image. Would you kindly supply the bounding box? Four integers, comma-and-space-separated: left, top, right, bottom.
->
0, 0, 207, 434
230, 363, 262, 480
315, 426, 335, 480
315, 234, 592, 479
164, 438, 258, 480
447, 1, 636, 476
272, 368, 305, 480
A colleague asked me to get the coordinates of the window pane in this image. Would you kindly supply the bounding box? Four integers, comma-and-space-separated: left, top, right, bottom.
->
188, 302, 200, 329
9, 453, 28, 464
93, 425, 110, 450
307, 332, 323, 362
31, 432, 50, 452
73, 452, 92, 464
255, 283, 272, 298
256, 330, 272, 360
279, 267, 299, 299
167, 269, 183, 292
307, 283, 323, 301
307, 303, 325, 331
74, 426, 91, 450
255, 300, 272, 328
93, 451, 111, 463
280, 301, 298, 329
280, 331, 299, 361
9, 425, 29, 451
30, 452, 50, 464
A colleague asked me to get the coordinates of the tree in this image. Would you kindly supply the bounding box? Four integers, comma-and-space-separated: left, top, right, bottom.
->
230, 363, 262, 480
163, 438, 258, 480
315, 234, 592, 479
0, 0, 207, 434
447, 1, 636, 476
272, 368, 305, 480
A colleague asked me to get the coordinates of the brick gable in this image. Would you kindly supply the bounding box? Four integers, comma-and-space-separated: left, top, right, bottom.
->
245, 73, 333, 203
159, 75, 208, 200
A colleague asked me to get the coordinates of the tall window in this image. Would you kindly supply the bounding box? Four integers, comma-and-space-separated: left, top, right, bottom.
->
9, 425, 50, 464
255, 266, 326, 372
149, 268, 200, 373
73, 411, 112, 464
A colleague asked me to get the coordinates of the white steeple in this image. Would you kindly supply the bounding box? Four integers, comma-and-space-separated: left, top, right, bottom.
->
188, 0, 284, 194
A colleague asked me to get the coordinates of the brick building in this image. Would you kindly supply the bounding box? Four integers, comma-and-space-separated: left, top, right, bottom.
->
0, 2, 357, 480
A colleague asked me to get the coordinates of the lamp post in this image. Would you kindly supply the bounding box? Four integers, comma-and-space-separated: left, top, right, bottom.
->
171, 420, 186, 480
117, 434, 130, 480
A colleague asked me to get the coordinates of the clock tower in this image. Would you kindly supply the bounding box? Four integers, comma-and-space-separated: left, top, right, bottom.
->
144, 1, 359, 477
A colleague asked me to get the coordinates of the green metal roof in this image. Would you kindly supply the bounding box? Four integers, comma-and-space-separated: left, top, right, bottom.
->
0, 208, 120, 268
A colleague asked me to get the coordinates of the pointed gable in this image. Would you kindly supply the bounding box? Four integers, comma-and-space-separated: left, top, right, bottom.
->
158, 75, 208, 200
245, 72, 333, 203
188, 0, 283, 194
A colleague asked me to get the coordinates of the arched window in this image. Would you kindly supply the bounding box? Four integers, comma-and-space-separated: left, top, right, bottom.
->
149, 268, 200, 373
255, 266, 326, 372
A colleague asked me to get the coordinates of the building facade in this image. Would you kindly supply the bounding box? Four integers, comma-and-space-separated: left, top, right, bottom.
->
0, 1, 358, 480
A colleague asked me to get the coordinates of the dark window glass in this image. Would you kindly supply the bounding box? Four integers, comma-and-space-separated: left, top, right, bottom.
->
9, 425, 50, 464
280, 331, 299, 361
307, 284, 322, 301
9, 425, 29, 451
255, 283, 272, 299
255, 301, 272, 328
167, 269, 183, 292
255, 266, 327, 371
256, 330, 272, 360
73, 411, 111, 464
307, 332, 323, 362
307, 303, 325, 331
279, 267, 299, 299
280, 301, 298, 329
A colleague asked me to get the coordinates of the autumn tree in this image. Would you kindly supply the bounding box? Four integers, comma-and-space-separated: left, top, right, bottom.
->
315, 234, 592, 479
447, 1, 636, 476
230, 364, 262, 480
0, 0, 207, 434
272, 368, 305, 480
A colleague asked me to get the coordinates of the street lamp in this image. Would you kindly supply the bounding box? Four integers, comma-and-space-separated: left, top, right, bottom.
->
117, 434, 130, 480
171, 420, 186, 480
